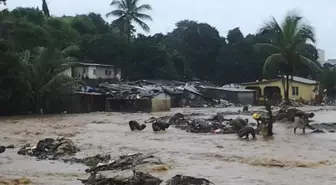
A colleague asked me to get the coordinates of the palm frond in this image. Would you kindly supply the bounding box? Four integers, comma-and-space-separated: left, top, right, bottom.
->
134, 4, 152, 12
262, 53, 286, 74
110, 0, 127, 10
133, 17, 150, 32
61, 45, 79, 56
106, 10, 125, 17
254, 43, 281, 52
300, 55, 322, 73
133, 12, 152, 21
281, 12, 302, 42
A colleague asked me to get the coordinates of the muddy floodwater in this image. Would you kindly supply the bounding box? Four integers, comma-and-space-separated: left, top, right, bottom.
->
1, 106, 336, 185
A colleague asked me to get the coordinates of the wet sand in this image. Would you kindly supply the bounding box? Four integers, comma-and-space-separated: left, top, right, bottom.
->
1, 106, 336, 185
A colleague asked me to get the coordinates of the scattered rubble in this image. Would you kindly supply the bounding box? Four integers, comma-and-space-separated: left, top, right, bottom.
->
0, 144, 15, 154
166, 175, 214, 185
17, 137, 80, 160
79, 153, 165, 185
279, 100, 304, 107
154, 112, 254, 135
79, 152, 214, 185
310, 122, 336, 133
63, 154, 112, 168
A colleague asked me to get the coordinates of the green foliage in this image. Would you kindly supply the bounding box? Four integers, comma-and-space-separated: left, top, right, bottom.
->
255, 11, 322, 101
106, 0, 152, 39
0, 7, 324, 115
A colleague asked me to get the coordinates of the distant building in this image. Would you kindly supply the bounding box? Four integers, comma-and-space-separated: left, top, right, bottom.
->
326, 59, 336, 66
317, 49, 325, 65
64, 63, 121, 80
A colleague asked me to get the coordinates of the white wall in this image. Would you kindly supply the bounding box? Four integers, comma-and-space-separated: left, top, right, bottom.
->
66, 65, 122, 80
317, 49, 325, 64
63, 67, 72, 77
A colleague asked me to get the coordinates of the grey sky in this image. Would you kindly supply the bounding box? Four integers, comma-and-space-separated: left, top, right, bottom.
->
5, 0, 336, 59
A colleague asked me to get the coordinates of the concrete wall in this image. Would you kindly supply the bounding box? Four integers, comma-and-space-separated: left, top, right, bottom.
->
62, 67, 72, 77
237, 92, 255, 105
151, 93, 171, 112
243, 80, 318, 101
69, 66, 120, 80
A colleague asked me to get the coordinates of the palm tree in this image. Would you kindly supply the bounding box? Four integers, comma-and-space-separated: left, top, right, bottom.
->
106, 0, 152, 41
22, 46, 83, 113
255, 11, 321, 102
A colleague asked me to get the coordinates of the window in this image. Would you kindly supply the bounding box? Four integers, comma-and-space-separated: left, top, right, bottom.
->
105, 70, 111, 76
93, 69, 96, 75
292, 86, 299, 96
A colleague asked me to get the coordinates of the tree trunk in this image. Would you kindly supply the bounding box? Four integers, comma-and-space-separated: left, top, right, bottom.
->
284, 74, 290, 102
266, 104, 273, 136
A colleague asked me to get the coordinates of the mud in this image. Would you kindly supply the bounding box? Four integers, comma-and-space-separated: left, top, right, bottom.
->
1, 106, 336, 185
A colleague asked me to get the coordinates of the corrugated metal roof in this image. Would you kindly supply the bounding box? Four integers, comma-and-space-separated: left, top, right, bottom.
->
279, 75, 318, 84
78, 62, 114, 68
200, 85, 255, 92
241, 76, 318, 85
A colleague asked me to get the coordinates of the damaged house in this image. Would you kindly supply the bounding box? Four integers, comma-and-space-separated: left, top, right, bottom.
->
101, 83, 171, 113
198, 86, 256, 105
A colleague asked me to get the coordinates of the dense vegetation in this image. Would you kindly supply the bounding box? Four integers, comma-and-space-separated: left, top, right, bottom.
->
0, 1, 335, 115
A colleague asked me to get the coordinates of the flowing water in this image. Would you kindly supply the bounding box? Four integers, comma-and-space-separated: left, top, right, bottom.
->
1, 106, 336, 185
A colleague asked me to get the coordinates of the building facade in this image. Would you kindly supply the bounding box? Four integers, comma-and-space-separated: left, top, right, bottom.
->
64, 63, 121, 80
241, 76, 319, 102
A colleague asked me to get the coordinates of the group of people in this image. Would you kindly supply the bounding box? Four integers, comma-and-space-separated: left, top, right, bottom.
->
127, 104, 315, 139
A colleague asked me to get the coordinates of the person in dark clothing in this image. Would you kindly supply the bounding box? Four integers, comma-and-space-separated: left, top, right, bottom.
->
238, 126, 256, 139
152, 121, 170, 132
129, 121, 146, 131
294, 111, 314, 121
229, 117, 248, 132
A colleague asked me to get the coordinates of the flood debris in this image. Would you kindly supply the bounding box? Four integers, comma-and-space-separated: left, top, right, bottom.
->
0, 144, 15, 154
157, 112, 253, 135
129, 120, 146, 131
63, 154, 112, 168
310, 122, 336, 133
80, 170, 163, 185
166, 175, 214, 185
17, 137, 80, 160
80, 153, 164, 185
279, 100, 304, 107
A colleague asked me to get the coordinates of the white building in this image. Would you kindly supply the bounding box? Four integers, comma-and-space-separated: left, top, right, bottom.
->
317, 49, 325, 65
64, 63, 121, 80
326, 59, 336, 66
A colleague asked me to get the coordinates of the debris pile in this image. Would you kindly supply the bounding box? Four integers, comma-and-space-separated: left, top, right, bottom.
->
17, 137, 80, 160
80, 153, 164, 185
0, 144, 14, 154
279, 100, 304, 107
166, 175, 214, 185
79, 152, 214, 185
155, 112, 255, 134
63, 154, 112, 168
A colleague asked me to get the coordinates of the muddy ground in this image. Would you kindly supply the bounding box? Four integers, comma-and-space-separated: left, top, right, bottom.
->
1, 106, 336, 185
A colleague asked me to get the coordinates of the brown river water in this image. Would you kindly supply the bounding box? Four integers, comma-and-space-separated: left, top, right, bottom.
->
1, 106, 336, 185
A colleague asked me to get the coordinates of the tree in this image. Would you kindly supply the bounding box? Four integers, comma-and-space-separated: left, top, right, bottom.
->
42, 0, 50, 17
0, 0, 6, 5
255, 11, 321, 102
106, 0, 152, 41
22, 46, 83, 113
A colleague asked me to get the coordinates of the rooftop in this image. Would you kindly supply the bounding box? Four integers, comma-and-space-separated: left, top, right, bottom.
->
78, 62, 114, 68
200, 85, 256, 92
241, 75, 318, 85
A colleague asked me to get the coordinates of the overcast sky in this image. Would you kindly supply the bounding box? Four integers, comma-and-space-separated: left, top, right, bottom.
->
5, 0, 336, 59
